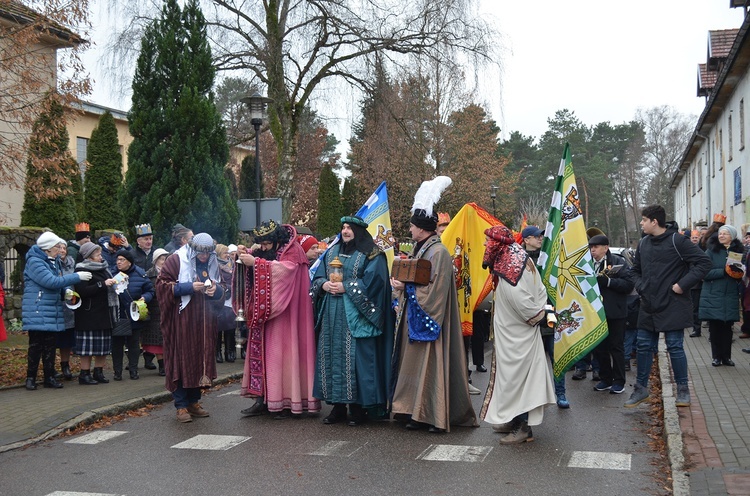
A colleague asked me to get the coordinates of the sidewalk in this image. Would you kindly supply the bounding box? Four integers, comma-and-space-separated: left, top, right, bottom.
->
0, 359, 244, 453
671, 328, 750, 496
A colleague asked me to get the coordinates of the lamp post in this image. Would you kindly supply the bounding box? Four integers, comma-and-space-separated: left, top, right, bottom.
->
240, 92, 273, 227
490, 185, 499, 218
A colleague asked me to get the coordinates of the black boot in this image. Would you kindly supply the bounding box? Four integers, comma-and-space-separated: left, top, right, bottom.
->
43, 376, 64, 388
113, 370, 123, 381
143, 352, 157, 370
25, 377, 37, 390
216, 350, 224, 363
93, 367, 109, 383
79, 370, 98, 385
129, 368, 139, 380
225, 330, 236, 362
158, 359, 166, 377
61, 361, 73, 380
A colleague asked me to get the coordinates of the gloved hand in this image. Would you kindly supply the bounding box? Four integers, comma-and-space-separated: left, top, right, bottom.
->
78, 271, 93, 281
596, 275, 609, 288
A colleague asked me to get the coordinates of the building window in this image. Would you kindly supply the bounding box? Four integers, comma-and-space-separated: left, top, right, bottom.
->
729, 115, 733, 161
735, 167, 742, 205
741, 99, 746, 151
712, 142, 715, 177
697, 157, 703, 191
719, 129, 724, 170
690, 166, 694, 197
76, 137, 88, 181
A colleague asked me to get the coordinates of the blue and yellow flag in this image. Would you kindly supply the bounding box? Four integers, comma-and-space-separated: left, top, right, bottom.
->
355, 181, 395, 271
440, 203, 499, 336
310, 181, 395, 279
538, 143, 608, 379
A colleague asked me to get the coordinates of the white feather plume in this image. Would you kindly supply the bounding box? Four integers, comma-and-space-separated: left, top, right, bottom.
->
411, 176, 452, 216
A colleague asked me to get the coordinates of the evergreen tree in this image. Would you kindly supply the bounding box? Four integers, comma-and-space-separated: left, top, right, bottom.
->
316, 163, 342, 238
120, 0, 238, 244
239, 154, 264, 199
20, 93, 79, 238
340, 177, 358, 216
84, 111, 123, 231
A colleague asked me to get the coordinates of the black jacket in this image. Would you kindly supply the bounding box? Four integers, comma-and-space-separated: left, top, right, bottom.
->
594, 251, 634, 320
74, 267, 113, 331
632, 224, 712, 332
133, 246, 153, 272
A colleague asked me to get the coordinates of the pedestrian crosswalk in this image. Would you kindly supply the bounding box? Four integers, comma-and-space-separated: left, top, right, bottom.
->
171, 434, 251, 450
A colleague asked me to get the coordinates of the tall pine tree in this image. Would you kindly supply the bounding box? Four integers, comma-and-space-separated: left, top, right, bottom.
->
120, 0, 238, 244
20, 93, 79, 238
316, 163, 342, 238
84, 111, 123, 231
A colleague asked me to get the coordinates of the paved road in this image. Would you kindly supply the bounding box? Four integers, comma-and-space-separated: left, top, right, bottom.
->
0, 354, 665, 496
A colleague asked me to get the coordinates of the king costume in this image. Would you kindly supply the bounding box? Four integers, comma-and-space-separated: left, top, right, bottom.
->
156, 233, 225, 421
310, 216, 394, 425
391, 177, 477, 433
480, 225, 556, 443
236, 222, 320, 416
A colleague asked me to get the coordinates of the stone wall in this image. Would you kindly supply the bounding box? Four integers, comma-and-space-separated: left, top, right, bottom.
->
0, 227, 49, 325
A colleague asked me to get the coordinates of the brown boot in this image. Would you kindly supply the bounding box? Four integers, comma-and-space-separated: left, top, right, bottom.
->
499, 421, 533, 444
176, 408, 192, 423
187, 403, 210, 417
492, 420, 517, 434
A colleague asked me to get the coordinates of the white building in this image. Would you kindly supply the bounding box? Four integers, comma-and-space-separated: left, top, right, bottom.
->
672, 8, 750, 230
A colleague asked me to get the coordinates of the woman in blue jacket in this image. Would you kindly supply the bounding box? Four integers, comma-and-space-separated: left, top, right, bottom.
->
23, 232, 92, 390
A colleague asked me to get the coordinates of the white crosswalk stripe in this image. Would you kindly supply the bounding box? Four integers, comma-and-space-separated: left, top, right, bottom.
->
64, 431, 128, 445
567, 451, 632, 470
46, 492, 121, 496
171, 434, 251, 450
416, 444, 493, 462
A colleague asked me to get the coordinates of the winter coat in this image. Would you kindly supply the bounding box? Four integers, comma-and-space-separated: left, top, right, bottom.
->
74, 267, 114, 331
632, 224, 712, 332
142, 266, 163, 346
117, 263, 154, 331
133, 246, 153, 272
594, 251, 634, 320
66, 240, 82, 264
699, 235, 743, 322
22, 245, 81, 332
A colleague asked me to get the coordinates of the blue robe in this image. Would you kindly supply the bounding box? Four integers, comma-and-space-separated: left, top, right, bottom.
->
311, 244, 394, 411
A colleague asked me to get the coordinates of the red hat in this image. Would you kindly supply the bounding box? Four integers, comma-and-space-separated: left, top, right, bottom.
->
297, 235, 318, 253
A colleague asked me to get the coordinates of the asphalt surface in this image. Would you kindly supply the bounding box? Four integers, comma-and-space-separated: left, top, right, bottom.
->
2, 330, 748, 495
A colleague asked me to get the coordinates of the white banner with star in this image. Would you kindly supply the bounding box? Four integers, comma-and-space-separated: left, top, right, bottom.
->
538, 143, 608, 379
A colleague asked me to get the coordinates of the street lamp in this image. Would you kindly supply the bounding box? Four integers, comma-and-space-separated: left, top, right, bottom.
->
490, 185, 499, 218
240, 92, 273, 226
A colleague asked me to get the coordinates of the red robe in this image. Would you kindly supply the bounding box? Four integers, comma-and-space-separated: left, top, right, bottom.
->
157, 254, 220, 392
237, 228, 320, 414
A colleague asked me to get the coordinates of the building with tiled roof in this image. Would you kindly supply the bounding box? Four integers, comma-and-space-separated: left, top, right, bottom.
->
671, 10, 750, 230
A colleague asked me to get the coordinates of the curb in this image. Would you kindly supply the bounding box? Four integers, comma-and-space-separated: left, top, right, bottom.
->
659, 336, 689, 496
0, 371, 243, 454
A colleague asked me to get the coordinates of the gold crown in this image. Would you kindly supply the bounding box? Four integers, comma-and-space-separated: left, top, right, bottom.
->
252, 220, 278, 238
75, 222, 90, 232
135, 223, 152, 236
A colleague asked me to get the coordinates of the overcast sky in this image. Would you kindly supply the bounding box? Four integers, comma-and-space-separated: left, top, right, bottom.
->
483, 1, 746, 141
81, 1, 746, 145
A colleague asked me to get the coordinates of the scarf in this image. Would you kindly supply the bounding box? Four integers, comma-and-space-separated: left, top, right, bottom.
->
483, 225, 528, 287
76, 259, 119, 323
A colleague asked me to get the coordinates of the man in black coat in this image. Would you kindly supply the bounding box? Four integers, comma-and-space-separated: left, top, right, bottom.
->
589, 234, 634, 395
625, 205, 711, 409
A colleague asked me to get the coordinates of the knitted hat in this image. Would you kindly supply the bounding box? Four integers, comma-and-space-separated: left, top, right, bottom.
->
719, 224, 738, 240
152, 248, 169, 262
115, 249, 134, 265
227, 244, 238, 253
37, 231, 65, 251
78, 241, 100, 260
189, 232, 216, 253
298, 235, 318, 253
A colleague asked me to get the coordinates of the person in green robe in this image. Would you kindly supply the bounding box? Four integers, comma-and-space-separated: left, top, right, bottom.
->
311, 216, 394, 426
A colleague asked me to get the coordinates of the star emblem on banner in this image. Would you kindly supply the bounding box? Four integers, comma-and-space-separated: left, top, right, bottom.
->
557, 238, 589, 298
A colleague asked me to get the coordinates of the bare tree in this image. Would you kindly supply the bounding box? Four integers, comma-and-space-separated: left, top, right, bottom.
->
105, 0, 499, 222
0, 0, 91, 220
517, 192, 550, 230
635, 105, 694, 214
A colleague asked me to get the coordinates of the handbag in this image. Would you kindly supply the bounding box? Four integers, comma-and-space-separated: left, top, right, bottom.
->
112, 317, 132, 337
